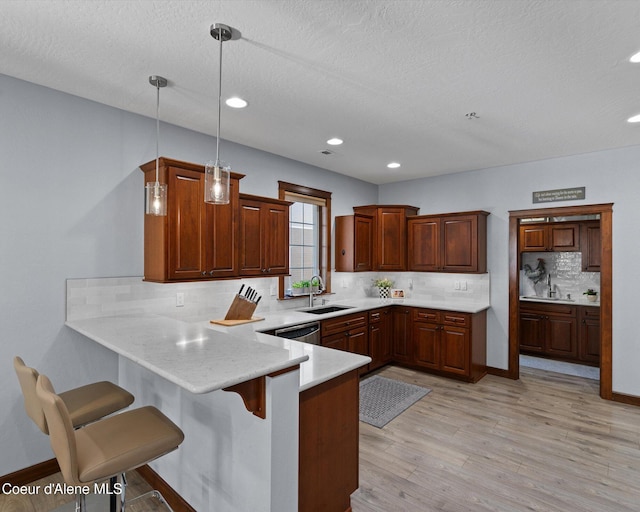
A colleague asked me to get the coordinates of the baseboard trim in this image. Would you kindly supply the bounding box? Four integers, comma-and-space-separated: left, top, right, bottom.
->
1, 459, 195, 511
0, 458, 59, 491
612, 392, 640, 407
487, 366, 516, 379
135, 465, 196, 512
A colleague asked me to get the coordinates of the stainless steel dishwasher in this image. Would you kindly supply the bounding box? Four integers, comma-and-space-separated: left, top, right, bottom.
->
274, 321, 320, 345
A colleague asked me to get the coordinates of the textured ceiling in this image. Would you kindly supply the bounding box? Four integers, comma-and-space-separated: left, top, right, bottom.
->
2, 0, 640, 184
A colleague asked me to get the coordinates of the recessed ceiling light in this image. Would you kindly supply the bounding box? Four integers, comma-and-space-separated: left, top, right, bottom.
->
627, 114, 640, 123
630, 51, 640, 63
387, 162, 401, 169
225, 97, 248, 108
326, 138, 343, 145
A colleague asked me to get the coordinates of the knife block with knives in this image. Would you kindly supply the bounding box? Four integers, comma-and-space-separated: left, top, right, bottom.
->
210, 285, 264, 326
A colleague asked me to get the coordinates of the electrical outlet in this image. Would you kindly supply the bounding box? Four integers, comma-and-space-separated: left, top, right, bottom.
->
176, 292, 185, 307
454, 281, 460, 290
461, 280, 467, 291
408, 279, 413, 290
270, 284, 276, 296
342, 279, 347, 288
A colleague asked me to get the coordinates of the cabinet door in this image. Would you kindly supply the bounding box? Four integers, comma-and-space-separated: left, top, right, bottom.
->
205, 178, 238, 278
412, 322, 440, 370
519, 310, 545, 352
347, 327, 369, 375
168, 167, 207, 280
407, 217, 440, 271
321, 332, 349, 352
264, 202, 289, 275
580, 308, 600, 363
354, 214, 374, 271
581, 221, 601, 272
238, 199, 264, 275
440, 325, 470, 376
549, 223, 580, 251
369, 308, 392, 370
441, 215, 478, 272
520, 225, 548, 252
546, 314, 578, 358
378, 208, 407, 270
392, 308, 412, 362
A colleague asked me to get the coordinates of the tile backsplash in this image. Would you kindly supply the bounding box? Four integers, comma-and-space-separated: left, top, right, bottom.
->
520, 252, 599, 299
67, 271, 491, 322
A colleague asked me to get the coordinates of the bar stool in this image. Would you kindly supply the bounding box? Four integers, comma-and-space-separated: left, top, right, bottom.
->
13, 356, 135, 434
36, 373, 185, 512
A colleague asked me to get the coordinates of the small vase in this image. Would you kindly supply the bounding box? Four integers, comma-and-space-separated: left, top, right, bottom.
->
379, 287, 390, 299
587, 294, 597, 302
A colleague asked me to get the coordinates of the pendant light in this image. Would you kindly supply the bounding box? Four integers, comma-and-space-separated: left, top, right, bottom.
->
204, 23, 235, 205
145, 75, 168, 216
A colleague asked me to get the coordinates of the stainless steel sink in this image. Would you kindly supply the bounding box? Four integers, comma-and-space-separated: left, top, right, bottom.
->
521, 296, 575, 302
298, 305, 354, 315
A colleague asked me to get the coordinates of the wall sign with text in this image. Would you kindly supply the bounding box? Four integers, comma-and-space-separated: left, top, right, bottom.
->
532, 187, 585, 203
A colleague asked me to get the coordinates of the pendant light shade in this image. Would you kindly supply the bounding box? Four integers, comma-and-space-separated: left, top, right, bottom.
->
204, 23, 235, 205
145, 75, 168, 216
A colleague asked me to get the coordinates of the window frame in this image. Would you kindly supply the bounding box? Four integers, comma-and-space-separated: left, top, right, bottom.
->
278, 181, 332, 299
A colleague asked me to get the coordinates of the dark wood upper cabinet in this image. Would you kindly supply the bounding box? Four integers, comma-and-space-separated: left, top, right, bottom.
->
334, 214, 374, 272
520, 222, 580, 252
140, 157, 243, 282
581, 220, 601, 272
352, 205, 419, 271
408, 211, 489, 273
238, 194, 291, 276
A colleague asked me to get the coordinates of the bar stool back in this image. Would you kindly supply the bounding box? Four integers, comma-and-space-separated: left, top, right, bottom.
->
13, 356, 134, 434
37, 374, 185, 512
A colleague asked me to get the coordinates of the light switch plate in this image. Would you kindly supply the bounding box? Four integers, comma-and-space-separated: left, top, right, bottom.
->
176, 292, 185, 307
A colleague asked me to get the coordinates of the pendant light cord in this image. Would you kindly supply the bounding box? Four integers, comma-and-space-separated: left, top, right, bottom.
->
155, 80, 161, 185
216, 26, 223, 165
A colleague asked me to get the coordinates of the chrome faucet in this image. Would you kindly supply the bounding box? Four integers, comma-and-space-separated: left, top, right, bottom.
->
309, 275, 325, 306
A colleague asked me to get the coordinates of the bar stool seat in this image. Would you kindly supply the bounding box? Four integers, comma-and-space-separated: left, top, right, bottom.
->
37, 374, 184, 512
14, 356, 135, 434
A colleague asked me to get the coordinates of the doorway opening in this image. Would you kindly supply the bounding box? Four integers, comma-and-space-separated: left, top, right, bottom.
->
508, 203, 613, 399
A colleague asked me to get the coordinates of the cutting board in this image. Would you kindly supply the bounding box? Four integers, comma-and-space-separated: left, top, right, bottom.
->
210, 317, 264, 326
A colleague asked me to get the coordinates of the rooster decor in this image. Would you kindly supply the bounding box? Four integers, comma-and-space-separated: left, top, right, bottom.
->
523, 258, 546, 284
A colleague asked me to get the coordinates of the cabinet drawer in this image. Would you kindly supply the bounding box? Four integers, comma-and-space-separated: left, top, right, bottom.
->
442, 312, 470, 327
581, 306, 600, 319
321, 313, 367, 337
413, 308, 440, 323
369, 309, 382, 323
520, 302, 576, 317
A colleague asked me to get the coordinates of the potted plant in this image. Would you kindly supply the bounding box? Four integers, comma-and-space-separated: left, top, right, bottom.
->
373, 277, 394, 299
583, 288, 598, 302
291, 281, 305, 296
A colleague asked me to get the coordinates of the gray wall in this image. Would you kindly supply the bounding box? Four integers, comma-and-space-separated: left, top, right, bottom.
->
0, 74, 377, 475
379, 147, 640, 394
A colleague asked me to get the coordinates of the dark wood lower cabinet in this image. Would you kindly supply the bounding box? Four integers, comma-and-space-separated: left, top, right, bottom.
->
579, 306, 601, 364
318, 305, 487, 383
299, 370, 359, 512
412, 309, 486, 382
392, 308, 412, 363
368, 308, 392, 370
519, 301, 599, 365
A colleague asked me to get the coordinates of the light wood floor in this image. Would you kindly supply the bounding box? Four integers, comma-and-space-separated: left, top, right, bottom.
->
352, 365, 640, 512
3, 366, 640, 512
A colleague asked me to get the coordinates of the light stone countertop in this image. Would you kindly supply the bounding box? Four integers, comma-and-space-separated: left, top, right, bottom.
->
66, 296, 490, 394
519, 295, 600, 307
66, 314, 313, 394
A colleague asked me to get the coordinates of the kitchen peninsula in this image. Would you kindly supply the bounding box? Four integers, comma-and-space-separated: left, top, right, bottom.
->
66, 279, 371, 512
